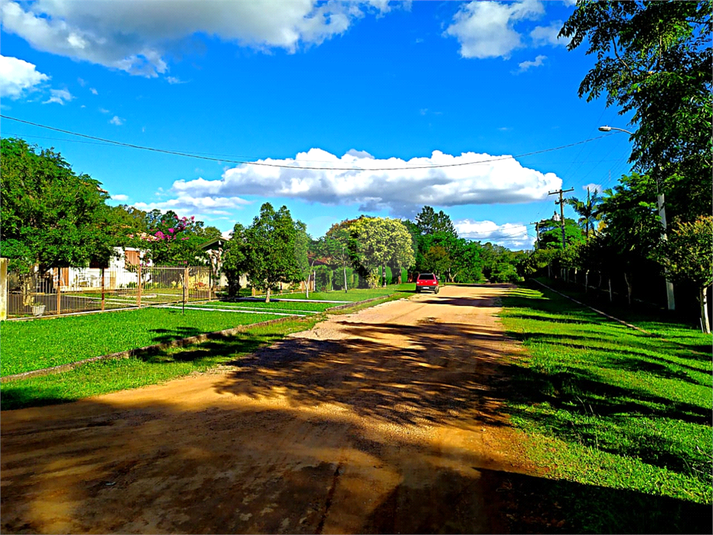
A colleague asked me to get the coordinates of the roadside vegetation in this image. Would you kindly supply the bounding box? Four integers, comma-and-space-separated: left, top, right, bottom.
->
501, 284, 712, 533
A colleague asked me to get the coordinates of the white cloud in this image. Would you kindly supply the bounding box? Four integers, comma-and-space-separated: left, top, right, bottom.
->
516, 54, 547, 72
530, 21, 569, 47
43, 88, 73, 104
455, 219, 534, 249
445, 0, 544, 59
132, 193, 251, 220
111, 193, 129, 201
109, 115, 124, 125
582, 183, 603, 195
0, 0, 390, 77
165, 148, 561, 217
0, 55, 49, 98
90, 87, 98, 95
166, 76, 186, 84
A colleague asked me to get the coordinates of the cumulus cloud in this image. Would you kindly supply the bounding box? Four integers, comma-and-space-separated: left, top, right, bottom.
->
0, 54, 49, 98
445, 0, 544, 59
165, 148, 561, 217
530, 21, 569, 47
111, 193, 129, 201
0, 0, 391, 77
516, 54, 546, 72
132, 193, 251, 220
90, 87, 98, 95
455, 219, 534, 249
582, 183, 603, 195
43, 88, 73, 104
109, 115, 124, 125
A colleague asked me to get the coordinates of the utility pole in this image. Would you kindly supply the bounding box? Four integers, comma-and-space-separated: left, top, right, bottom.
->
530, 221, 541, 248
549, 187, 574, 249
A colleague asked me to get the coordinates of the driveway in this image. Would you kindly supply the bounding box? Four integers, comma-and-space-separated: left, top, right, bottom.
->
1, 285, 534, 533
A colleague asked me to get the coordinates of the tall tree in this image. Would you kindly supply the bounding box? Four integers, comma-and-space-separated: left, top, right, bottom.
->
566, 187, 602, 239
222, 223, 248, 298
0, 138, 115, 273
415, 206, 458, 237
349, 217, 415, 288
561, 1, 712, 220
243, 203, 303, 302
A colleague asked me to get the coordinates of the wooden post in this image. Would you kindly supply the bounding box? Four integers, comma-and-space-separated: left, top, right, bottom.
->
0, 258, 7, 321
137, 263, 142, 307
101, 268, 106, 311
56, 267, 61, 316
184, 266, 189, 304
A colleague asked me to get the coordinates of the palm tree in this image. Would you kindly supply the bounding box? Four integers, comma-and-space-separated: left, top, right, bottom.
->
567, 187, 602, 239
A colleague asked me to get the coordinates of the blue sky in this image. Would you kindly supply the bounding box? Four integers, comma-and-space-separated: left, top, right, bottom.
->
0, 0, 635, 249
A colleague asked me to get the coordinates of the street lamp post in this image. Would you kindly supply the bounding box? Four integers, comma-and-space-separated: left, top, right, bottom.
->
599, 125, 675, 311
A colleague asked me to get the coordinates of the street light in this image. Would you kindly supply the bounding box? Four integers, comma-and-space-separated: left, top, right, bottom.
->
600, 125, 676, 311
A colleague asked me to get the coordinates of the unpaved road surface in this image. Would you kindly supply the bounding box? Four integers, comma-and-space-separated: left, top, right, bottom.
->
2, 285, 536, 534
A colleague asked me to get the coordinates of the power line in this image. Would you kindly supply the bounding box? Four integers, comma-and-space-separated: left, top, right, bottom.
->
1, 114, 613, 172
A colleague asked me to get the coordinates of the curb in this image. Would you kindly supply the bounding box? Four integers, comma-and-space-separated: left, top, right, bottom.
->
1, 295, 393, 383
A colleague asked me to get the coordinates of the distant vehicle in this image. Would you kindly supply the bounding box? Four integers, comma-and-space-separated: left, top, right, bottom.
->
416, 273, 439, 294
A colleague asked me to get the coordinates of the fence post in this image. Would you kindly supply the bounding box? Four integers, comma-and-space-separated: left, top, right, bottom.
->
184, 266, 189, 304
137, 263, 142, 307
101, 268, 106, 311
56, 267, 61, 316
0, 258, 7, 321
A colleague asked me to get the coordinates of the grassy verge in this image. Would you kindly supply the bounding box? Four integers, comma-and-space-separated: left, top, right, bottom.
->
184, 300, 334, 313
263, 283, 416, 302
0, 317, 319, 411
1, 287, 413, 410
1, 307, 284, 377
500, 284, 712, 533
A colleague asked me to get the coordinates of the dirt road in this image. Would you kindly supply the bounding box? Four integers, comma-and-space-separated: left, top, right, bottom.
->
1, 285, 535, 534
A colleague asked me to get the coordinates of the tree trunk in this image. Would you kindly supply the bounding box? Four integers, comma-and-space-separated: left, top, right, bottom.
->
397, 267, 402, 285
343, 264, 348, 293
266, 287, 271, 303
700, 287, 710, 334
382, 265, 386, 287
623, 272, 633, 306
608, 278, 613, 303
304, 276, 310, 299
585, 270, 589, 294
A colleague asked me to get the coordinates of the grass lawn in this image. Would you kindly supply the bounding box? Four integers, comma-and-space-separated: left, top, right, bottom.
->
1, 307, 285, 377
0, 317, 319, 411
500, 284, 712, 533
184, 300, 335, 313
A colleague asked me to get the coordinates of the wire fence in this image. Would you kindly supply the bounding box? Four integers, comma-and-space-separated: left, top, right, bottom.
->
6, 265, 215, 319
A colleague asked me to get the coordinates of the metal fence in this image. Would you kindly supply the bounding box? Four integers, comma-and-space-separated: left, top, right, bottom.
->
6, 265, 216, 319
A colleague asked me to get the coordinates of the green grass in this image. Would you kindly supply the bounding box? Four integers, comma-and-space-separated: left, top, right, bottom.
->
1, 286, 413, 410
0, 317, 319, 410
500, 284, 712, 533
1, 307, 285, 377
265, 283, 416, 302
184, 300, 335, 313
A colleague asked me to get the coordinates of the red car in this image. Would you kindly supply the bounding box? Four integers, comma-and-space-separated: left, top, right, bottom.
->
416, 273, 440, 294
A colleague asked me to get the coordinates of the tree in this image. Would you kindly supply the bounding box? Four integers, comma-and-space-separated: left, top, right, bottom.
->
222, 223, 248, 298
0, 138, 116, 274
349, 217, 414, 288
537, 217, 585, 250
243, 203, 303, 302
324, 225, 354, 292
132, 213, 208, 266
566, 187, 602, 239
598, 173, 662, 304
294, 225, 321, 299
415, 206, 458, 236
657, 216, 713, 333
561, 1, 712, 221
